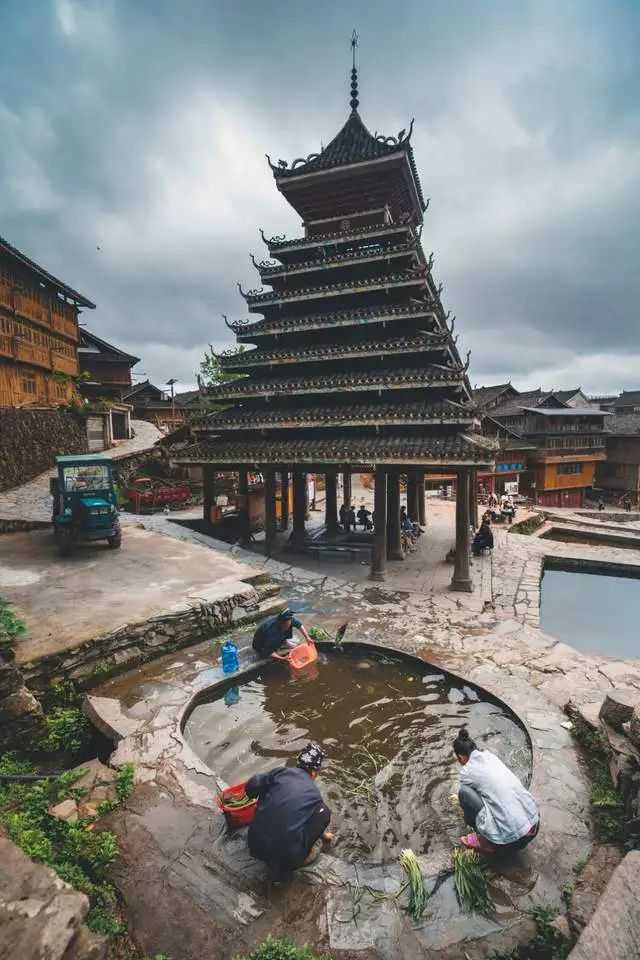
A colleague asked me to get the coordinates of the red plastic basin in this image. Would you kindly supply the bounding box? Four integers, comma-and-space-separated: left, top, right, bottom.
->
216, 780, 257, 827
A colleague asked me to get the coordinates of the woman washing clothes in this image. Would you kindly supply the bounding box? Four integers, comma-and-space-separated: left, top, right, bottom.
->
453, 727, 539, 855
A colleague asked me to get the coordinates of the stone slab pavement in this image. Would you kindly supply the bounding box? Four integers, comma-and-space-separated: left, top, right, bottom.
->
0, 418, 163, 523
0, 525, 258, 665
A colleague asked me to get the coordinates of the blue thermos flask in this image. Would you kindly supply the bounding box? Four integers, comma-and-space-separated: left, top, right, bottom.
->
221, 639, 239, 674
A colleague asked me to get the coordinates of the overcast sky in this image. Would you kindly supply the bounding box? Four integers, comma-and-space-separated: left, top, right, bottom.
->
1, 0, 638, 395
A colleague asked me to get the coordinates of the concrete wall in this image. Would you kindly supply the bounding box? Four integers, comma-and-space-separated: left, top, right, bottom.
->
0, 407, 87, 492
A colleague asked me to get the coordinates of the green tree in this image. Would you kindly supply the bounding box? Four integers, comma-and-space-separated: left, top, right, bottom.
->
198, 344, 245, 387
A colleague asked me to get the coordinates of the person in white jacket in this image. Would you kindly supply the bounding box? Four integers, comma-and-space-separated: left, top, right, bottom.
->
453, 727, 540, 854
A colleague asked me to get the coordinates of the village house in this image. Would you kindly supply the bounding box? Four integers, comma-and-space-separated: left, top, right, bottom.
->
595, 391, 640, 505
475, 385, 609, 506
77, 329, 140, 446
0, 235, 94, 407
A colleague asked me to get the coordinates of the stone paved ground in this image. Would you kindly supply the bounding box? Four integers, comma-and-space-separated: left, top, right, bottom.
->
0, 418, 162, 522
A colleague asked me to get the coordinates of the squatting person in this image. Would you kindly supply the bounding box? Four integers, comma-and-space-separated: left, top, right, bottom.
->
252, 607, 311, 657
453, 727, 540, 855
245, 742, 333, 877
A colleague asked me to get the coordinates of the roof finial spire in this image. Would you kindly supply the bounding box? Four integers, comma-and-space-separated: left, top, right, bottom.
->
350, 30, 359, 112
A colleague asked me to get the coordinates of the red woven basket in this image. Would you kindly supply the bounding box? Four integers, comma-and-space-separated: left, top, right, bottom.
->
216, 780, 257, 827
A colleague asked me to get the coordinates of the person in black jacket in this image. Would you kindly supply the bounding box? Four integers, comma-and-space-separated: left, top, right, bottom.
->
245, 742, 333, 877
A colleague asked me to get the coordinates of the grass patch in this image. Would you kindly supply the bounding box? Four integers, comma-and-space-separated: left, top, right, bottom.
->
509, 514, 545, 536
565, 710, 627, 844
0, 752, 137, 954
233, 939, 331, 960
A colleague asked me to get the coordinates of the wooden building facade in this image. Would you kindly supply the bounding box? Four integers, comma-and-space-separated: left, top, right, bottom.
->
174, 57, 495, 587
0, 236, 94, 407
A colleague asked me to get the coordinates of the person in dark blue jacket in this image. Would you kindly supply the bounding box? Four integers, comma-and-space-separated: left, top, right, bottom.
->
245, 742, 332, 876
252, 607, 311, 657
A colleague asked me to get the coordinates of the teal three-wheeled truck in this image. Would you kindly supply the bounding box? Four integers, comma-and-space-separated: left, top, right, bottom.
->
50, 455, 122, 553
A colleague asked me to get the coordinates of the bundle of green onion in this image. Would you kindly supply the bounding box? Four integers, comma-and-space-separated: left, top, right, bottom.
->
399, 849, 428, 920
222, 792, 252, 808
308, 626, 331, 642
451, 848, 493, 914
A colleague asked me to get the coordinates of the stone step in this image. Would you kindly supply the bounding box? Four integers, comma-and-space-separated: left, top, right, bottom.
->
568, 850, 640, 959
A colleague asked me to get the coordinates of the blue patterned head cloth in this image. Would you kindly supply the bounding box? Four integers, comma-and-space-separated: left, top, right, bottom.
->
297, 741, 325, 772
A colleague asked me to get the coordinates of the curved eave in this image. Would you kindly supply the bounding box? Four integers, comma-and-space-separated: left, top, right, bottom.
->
274, 150, 426, 217
243, 272, 427, 310
204, 368, 466, 401
232, 303, 439, 340
172, 434, 496, 469
219, 335, 451, 371
257, 242, 418, 282
263, 223, 412, 256
195, 413, 479, 432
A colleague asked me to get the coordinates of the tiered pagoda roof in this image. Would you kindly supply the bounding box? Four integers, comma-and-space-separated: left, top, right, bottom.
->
177, 59, 493, 472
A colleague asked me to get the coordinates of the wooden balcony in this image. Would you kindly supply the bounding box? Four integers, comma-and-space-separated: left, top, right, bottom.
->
51, 352, 78, 376
0, 334, 12, 359
51, 310, 79, 341
15, 341, 51, 369
14, 291, 49, 326
0, 280, 13, 310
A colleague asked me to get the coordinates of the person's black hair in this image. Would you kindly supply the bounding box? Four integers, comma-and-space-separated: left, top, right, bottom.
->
453, 726, 477, 757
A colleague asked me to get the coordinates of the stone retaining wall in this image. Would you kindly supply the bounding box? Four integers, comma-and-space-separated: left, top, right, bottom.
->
0, 407, 87, 492
0, 632, 43, 748
21, 581, 282, 694
0, 518, 50, 535
0, 835, 107, 960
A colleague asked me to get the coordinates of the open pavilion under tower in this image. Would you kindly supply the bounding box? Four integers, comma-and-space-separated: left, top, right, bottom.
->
175, 47, 494, 591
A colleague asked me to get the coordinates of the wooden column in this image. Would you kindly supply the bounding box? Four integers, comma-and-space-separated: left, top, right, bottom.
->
370, 466, 387, 581
451, 468, 473, 592
407, 471, 420, 521
237, 467, 251, 546
292, 469, 306, 549
342, 471, 352, 508
387, 471, 404, 561
202, 465, 216, 526
280, 471, 289, 531
325, 470, 339, 536
469, 468, 479, 530
264, 468, 278, 557
418, 472, 426, 526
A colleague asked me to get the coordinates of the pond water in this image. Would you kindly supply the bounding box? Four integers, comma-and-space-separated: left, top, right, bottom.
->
541, 529, 640, 551
183, 649, 530, 862
540, 566, 640, 658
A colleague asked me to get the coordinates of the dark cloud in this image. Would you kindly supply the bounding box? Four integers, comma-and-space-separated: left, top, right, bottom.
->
0, 0, 638, 393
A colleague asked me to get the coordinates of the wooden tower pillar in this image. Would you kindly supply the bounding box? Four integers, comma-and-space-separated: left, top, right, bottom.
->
237, 467, 251, 546
469, 468, 479, 530
451, 468, 473, 592
370, 466, 387, 581
387, 471, 404, 560
407, 471, 420, 521
202, 465, 216, 527
264, 468, 278, 557
280, 471, 290, 531
418, 472, 426, 526
325, 470, 339, 536
342, 471, 352, 508
292, 469, 306, 549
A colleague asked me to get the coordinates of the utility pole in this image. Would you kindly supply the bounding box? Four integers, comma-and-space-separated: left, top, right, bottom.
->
166, 378, 177, 427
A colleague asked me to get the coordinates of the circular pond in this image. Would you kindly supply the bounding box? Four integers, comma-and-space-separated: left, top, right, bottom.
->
183, 646, 531, 862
